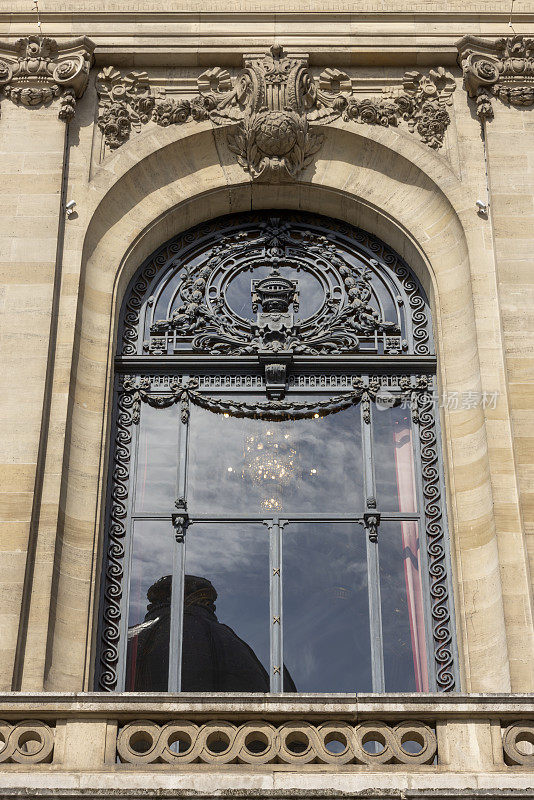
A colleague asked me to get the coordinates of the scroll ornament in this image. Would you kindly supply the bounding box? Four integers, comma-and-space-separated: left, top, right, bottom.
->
458, 34, 534, 120
0, 35, 94, 120
96, 47, 455, 180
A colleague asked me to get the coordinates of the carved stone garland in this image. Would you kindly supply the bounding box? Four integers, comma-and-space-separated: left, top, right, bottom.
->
96, 47, 455, 179
458, 35, 534, 120
0, 35, 94, 120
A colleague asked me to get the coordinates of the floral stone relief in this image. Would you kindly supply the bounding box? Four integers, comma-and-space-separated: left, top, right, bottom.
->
96, 46, 456, 181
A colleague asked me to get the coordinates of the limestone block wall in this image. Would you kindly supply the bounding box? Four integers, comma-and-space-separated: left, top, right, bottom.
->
0, 102, 66, 692
0, 5, 533, 695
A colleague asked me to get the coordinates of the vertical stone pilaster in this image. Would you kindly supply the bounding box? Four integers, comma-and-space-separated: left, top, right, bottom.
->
457, 35, 534, 690
0, 35, 94, 690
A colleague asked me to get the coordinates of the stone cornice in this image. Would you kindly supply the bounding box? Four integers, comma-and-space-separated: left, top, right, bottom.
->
0, 35, 95, 120
457, 34, 534, 119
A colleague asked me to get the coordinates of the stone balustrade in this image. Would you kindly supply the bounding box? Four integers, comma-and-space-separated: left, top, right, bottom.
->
0, 694, 533, 797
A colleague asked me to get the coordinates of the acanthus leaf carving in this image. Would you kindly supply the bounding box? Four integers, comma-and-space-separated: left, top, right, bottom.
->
96, 47, 455, 175
0, 35, 94, 120
457, 34, 534, 120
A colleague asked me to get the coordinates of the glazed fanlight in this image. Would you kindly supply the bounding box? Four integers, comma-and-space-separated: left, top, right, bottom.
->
146, 217, 402, 361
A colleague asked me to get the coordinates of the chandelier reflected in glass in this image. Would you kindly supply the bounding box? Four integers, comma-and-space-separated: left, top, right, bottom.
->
242, 422, 299, 512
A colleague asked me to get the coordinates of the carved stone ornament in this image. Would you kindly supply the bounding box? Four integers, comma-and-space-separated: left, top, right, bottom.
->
0, 35, 94, 120
96, 48, 455, 178
457, 35, 534, 120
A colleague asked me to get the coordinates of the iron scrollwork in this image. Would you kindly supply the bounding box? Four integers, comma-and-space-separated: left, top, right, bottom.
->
418, 384, 455, 691
119, 374, 430, 424
145, 218, 402, 358
97, 381, 136, 691
121, 214, 431, 359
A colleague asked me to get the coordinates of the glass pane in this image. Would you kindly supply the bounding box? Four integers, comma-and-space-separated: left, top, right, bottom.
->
373, 404, 417, 512
283, 522, 371, 692
188, 401, 363, 515
379, 521, 429, 691
182, 522, 270, 691
134, 402, 180, 513
125, 519, 174, 691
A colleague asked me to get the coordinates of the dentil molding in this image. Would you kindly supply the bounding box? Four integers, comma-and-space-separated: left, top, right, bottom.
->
96, 46, 455, 182
0, 35, 95, 121
458, 34, 534, 120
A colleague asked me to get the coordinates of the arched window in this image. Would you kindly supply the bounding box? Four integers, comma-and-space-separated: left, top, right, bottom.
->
97, 212, 458, 694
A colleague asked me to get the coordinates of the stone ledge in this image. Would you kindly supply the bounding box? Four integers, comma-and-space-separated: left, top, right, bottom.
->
0, 692, 533, 717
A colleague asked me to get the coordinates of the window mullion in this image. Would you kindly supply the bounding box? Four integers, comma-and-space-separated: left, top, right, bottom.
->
266, 518, 284, 693
168, 380, 190, 692
362, 399, 385, 693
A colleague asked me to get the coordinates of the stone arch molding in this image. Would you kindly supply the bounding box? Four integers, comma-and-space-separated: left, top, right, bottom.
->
37, 117, 511, 695
95, 45, 456, 182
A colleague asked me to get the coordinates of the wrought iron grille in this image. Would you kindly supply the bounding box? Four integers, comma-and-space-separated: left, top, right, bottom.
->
96, 211, 458, 695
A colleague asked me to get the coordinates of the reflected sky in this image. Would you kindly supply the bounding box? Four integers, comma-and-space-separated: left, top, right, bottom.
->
225, 265, 324, 322
185, 522, 270, 680
283, 522, 372, 692
134, 402, 180, 514
187, 401, 364, 515
127, 519, 174, 626
373, 404, 416, 513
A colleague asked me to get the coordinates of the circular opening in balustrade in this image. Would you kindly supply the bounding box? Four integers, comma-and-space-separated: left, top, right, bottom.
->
516, 733, 534, 756
17, 731, 43, 755
324, 732, 348, 755
129, 731, 154, 754
285, 731, 310, 755
400, 736, 424, 755
244, 732, 269, 754
168, 731, 192, 754
361, 731, 385, 755
206, 731, 230, 754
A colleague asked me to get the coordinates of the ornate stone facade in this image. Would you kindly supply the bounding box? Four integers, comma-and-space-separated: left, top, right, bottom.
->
1, 4, 534, 800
